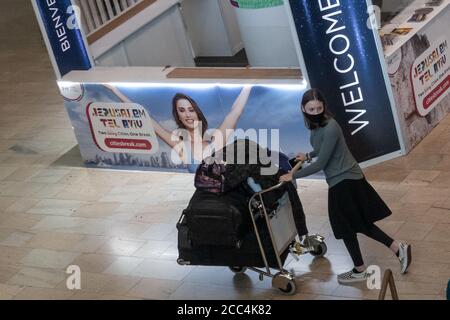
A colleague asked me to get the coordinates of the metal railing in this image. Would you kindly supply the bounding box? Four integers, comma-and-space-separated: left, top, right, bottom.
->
73, 0, 143, 35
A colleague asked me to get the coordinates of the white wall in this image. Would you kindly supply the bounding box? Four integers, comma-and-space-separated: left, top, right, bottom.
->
233, 5, 300, 67
95, 43, 128, 67
180, 0, 243, 57
218, 0, 244, 55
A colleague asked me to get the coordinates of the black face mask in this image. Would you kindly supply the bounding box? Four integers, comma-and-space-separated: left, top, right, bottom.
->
303, 111, 325, 124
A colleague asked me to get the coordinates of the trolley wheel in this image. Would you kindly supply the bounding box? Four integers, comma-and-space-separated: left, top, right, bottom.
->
279, 280, 296, 295
229, 266, 247, 274
272, 273, 296, 295
177, 259, 190, 265
310, 242, 328, 257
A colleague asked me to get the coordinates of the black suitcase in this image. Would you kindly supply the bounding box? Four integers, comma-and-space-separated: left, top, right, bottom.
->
184, 189, 251, 247
177, 210, 290, 268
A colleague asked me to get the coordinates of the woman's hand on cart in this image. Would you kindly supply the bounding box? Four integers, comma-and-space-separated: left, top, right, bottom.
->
279, 157, 304, 183
295, 152, 307, 162
279, 173, 293, 183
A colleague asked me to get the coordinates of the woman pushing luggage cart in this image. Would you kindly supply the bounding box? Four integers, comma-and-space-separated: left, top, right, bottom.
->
177, 156, 327, 295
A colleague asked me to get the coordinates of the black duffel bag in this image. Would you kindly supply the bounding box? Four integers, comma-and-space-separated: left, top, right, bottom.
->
177, 212, 289, 268
183, 188, 251, 248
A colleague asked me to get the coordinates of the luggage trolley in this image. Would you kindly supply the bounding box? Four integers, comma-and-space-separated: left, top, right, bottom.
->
228, 160, 327, 295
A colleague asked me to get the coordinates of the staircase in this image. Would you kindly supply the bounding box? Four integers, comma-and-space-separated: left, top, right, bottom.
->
74, 0, 195, 67
73, 0, 144, 35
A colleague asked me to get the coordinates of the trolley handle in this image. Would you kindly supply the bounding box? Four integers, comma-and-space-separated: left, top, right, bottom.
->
257, 159, 304, 195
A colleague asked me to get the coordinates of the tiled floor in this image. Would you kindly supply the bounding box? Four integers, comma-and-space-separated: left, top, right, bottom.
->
0, 0, 449, 300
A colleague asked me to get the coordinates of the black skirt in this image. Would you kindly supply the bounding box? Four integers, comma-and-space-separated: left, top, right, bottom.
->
328, 178, 392, 239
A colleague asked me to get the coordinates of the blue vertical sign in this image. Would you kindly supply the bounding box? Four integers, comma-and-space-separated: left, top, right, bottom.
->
32, 0, 92, 78
288, 0, 401, 162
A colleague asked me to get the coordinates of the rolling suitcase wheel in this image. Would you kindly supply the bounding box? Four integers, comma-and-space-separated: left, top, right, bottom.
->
229, 266, 247, 274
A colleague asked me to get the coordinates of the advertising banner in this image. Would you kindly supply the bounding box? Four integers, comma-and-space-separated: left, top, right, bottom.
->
86, 102, 159, 154
60, 82, 311, 173
387, 4, 450, 152
287, 0, 401, 162
32, 0, 92, 78
411, 38, 450, 116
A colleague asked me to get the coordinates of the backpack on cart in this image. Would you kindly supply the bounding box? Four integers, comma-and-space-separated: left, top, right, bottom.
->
194, 157, 227, 194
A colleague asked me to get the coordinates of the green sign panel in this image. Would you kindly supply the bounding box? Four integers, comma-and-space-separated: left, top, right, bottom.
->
230, 0, 284, 9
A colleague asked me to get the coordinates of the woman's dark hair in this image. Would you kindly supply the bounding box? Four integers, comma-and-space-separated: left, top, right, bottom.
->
172, 93, 208, 137
301, 88, 333, 130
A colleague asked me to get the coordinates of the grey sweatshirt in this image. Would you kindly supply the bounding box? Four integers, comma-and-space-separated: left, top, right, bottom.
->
293, 118, 364, 188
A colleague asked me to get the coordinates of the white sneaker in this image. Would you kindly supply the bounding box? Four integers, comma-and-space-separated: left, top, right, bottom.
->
337, 269, 369, 284
398, 242, 412, 274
